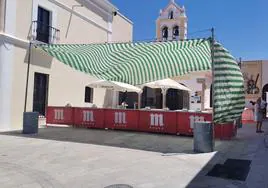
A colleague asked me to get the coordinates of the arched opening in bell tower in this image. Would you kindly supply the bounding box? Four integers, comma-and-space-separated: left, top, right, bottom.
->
162, 26, 168, 40
168, 10, 174, 19
172, 26, 179, 40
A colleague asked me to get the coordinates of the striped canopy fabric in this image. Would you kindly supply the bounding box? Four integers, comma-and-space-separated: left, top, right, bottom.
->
38, 38, 244, 123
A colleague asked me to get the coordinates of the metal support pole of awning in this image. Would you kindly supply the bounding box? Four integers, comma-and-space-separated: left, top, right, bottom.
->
24, 42, 32, 112
210, 28, 216, 144
210, 28, 215, 123
138, 91, 142, 109
161, 88, 167, 109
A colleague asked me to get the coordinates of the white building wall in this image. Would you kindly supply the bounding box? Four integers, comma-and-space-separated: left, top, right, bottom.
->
0, 0, 17, 131
0, 0, 133, 130
180, 78, 202, 111
0, 42, 15, 130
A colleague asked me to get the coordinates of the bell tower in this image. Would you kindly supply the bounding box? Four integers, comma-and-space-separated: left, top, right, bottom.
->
156, 0, 187, 41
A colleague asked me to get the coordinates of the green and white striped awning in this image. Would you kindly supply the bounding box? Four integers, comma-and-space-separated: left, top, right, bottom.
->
38, 38, 244, 123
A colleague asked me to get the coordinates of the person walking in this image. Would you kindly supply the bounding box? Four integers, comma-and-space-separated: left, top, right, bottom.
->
255, 97, 264, 133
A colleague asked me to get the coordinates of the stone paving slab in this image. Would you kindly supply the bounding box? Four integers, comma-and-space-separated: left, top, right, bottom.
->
0, 122, 267, 188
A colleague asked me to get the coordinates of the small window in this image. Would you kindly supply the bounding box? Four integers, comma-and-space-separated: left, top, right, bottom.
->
85, 87, 93, 103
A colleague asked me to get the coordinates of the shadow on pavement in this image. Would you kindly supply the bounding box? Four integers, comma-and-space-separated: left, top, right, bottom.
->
0, 126, 229, 154
185, 122, 268, 188
0, 123, 265, 187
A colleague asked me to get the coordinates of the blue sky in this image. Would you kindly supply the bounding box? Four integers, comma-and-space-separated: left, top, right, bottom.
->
110, 0, 268, 60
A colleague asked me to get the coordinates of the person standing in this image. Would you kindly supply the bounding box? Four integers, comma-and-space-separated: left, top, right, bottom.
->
261, 98, 267, 118
255, 97, 264, 133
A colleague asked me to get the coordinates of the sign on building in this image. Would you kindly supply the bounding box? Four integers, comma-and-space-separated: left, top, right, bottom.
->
241, 61, 262, 100
150, 113, 164, 127
114, 112, 127, 125
54, 109, 64, 120
83, 111, 94, 122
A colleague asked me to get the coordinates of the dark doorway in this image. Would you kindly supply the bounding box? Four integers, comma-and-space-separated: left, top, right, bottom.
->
118, 92, 138, 109
166, 89, 189, 110
141, 87, 148, 108
262, 84, 268, 101
33, 72, 49, 116
166, 89, 180, 110
141, 87, 162, 109
155, 89, 162, 108
37, 6, 51, 43
262, 84, 268, 117
210, 84, 213, 107
141, 87, 189, 110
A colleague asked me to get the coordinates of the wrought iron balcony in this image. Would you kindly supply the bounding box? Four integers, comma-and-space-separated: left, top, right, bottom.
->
31, 21, 60, 44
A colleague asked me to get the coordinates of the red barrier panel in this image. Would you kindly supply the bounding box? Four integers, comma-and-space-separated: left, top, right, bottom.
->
46, 107, 74, 125
73, 108, 104, 129
176, 112, 236, 139
214, 123, 236, 140
176, 112, 212, 136
46, 106, 237, 140
138, 110, 177, 134
104, 109, 139, 131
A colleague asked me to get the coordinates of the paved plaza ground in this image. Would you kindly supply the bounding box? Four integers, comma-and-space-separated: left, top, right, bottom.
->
0, 122, 268, 188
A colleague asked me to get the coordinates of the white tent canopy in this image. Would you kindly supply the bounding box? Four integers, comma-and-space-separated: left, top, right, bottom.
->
87, 80, 142, 93
139, 78, 191, 91
138, 78, 191, 109
172, 70, 211, 81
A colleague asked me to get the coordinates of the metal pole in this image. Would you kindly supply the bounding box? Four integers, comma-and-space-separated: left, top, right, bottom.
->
210, 28, 216, 143
210, 28, 215, 120
238, 57, 242, 69
238, 57, 242, 128
0, 0, 6, 32
65, 5, 83, 38
24, 42, 32, 112
138, 92, 142, 109
161, 88, 167, 109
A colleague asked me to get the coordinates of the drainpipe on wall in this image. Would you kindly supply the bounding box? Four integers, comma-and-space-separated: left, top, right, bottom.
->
0, 0, 6, 32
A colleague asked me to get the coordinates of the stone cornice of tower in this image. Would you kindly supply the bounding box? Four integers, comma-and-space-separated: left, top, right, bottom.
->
162, 0, 184, 13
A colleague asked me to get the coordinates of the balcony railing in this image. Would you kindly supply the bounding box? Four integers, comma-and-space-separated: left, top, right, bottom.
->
31, 21, 60, 44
